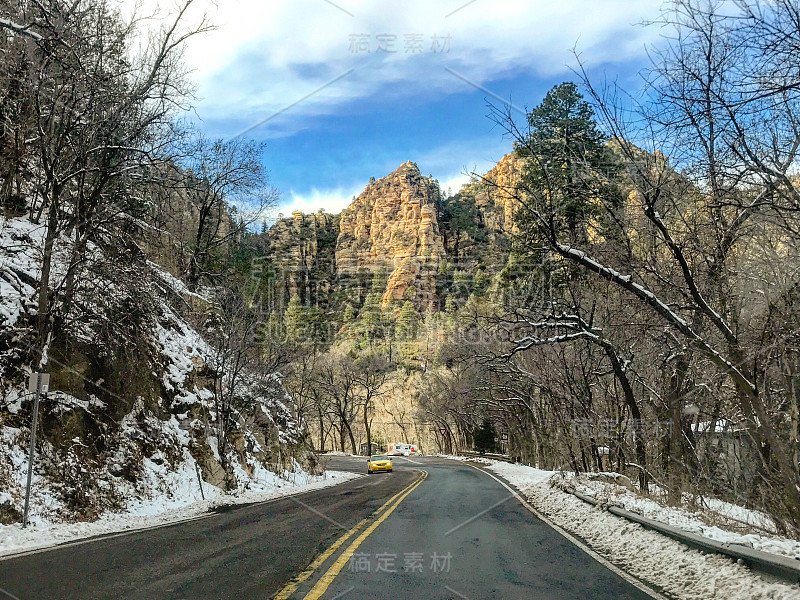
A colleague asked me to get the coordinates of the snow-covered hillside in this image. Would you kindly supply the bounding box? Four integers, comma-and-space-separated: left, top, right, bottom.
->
0, 213, 318, 531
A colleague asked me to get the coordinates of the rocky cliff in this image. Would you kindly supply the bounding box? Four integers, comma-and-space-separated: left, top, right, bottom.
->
439, 152, 525, 273
471, 152, 526, 235
266, 211, 339, 309
264, 156, 524, 314
336, 161, 446, 309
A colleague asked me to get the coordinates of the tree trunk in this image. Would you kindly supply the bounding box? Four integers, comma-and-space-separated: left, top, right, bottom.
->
317, 406, 326, 453
343, 418, 358, 455
36, 195, 59, 366
604, 345, 649, 492
363, 402, 372, 456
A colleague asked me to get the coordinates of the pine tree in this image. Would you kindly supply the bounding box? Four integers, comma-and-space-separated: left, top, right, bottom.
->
396, 301, 419, 340
511, 83, 623, 296
473, 269, 488, 294
342, 302, 356, 323
284, 294, 306, 343
371, 267, 389, 294
473, 417, 497, 453
360, 293, 382, 345
452, 269, 471, 298
515, 82, 619, 240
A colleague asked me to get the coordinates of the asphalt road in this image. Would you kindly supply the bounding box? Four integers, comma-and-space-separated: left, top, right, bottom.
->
0, 456, 657, 600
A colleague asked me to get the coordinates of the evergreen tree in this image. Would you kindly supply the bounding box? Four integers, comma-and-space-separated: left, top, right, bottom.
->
284, 294, 306, 343
360, 293, 383, 345
441, 193, 480, 258
396, 301, 419, 340
342, 302, 356, 323
473, 417, 497, 454
511, 82, 623, 297
473, 269, 488, 294
452, 269, 471, 298
515, 82, 619, 241
371, 266, 389, 294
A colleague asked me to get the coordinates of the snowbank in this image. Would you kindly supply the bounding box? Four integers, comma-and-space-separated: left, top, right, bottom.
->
563, 474, 800, 561
485, 461, 555, 486
434, 453, 495, 465
0, 463, 361, 558
481, 461, 800, 600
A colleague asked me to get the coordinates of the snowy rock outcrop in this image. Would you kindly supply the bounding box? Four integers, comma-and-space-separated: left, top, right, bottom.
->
0, 213, 311, 526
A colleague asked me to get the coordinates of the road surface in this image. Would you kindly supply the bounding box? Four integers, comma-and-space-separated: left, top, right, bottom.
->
0, 456, 657, 599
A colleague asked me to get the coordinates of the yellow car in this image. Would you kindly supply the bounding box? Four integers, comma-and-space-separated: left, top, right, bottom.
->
367, 454, 393, 474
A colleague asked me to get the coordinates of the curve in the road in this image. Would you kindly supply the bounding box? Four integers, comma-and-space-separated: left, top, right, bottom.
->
0, 457, 668, 600
274, 470, 427, 600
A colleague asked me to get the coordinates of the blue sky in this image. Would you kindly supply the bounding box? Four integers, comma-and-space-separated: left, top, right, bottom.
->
153, 0, 665, 215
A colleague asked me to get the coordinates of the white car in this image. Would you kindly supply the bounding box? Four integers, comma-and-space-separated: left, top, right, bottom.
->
388, 443, 418, 456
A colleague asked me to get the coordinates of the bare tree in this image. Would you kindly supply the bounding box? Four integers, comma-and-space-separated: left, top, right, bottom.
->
203, 287, 292, 487
313, 346, 361, 453
0, 0, 211, 365
483, 0, 800, 527
177, 134, 277, 290
354, 353, 392, 454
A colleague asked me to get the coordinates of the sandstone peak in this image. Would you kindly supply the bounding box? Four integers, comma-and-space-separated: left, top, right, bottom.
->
465, 152, 525, 235
265, 153, 528, 314
337, 161, 445, 308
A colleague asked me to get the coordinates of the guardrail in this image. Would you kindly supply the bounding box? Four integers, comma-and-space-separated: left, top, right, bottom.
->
457, 450, 516, 463
563, 487, 800, 583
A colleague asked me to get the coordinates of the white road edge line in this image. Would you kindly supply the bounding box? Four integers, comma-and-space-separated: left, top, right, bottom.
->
0, 473, 366, 562
465, 464, 668, 600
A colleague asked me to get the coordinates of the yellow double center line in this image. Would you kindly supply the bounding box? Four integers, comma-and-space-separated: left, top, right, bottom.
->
274, 470, 428, 600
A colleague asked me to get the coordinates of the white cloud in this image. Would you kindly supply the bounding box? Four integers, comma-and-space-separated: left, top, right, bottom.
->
440, 173, 475, 195
138, 0, 663, 134
277, 183, 365, 217
120, 0, 663, 213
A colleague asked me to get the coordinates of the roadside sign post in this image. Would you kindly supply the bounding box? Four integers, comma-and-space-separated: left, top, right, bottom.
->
23, 372, 49, 528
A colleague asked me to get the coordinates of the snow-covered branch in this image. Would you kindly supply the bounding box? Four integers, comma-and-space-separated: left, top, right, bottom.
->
0, 17, 43, 40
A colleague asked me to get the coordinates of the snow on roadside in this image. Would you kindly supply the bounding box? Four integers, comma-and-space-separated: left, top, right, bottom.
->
433, 453, 495, 465
483, 461, 800, 600
566, 474, 800, 561
0, 465, 361, 558
485, 461, 555, 486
